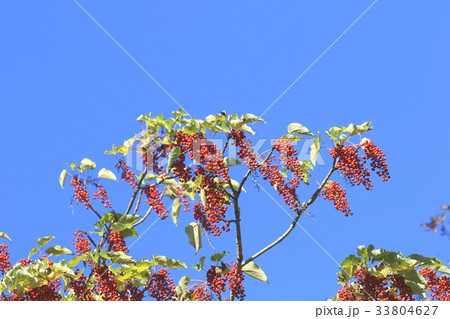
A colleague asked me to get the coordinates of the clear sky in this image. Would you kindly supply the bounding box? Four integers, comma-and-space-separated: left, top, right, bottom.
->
1, 1, 449, 301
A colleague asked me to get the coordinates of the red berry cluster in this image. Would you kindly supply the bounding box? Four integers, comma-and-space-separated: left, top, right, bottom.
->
120, 282, 145, 301
273, 139, 303, 180
194, 140, 230, 183
172, 153, 192, 182
225, 262, 246, 301
93, 184, 112, 209
338, 267, 415, 301
191, 284, 213, 301
0, 244, 11, 275
354, 267, 389, 300
20, 259, 33, 267
116, 160, 136, 188
206, 266, 227, 297
23, 279, 62, 301
337, 285, 360, 301
70, 176, 91, 209
147, 268, 177, 301
259, 154, 299, 211
421, 268, 450, 301
330, 144, 373, 190
73, 231, 91, 256
145, 185, 167, 219
390, 274, 414, 300
192, 167, 230, 236
321, 181, 352, 216
107, 230, 129, 254
93, 265, 121, 301
176, 188, 191, 212
229, 130, 258, 170
69, 273, 94, 301
361, 140, 390, 182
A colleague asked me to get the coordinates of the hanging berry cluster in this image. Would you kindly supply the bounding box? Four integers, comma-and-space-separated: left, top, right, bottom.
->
70, 177, 91, 209
93, 265, 121, 301
191, 284, 213, 301
206, 266, 227, 298
0, 244, 11, 275
172, 132, 231, 236
144, 185, 167, 219
329, 144, 373, 190
421, 268, 450, 301
147, 268, 177, 301
361, 140, 390, 182
337, 267, 414, 301
92, 184, 112, 209
21, 279, 62, 301
73, 231, 91, 255
225, 262, 246, 301
69, 273, 94, 301
273, 138, 304, 182
321, 181, 352, 216
116, 160, 137, 188
107, 230, 129, 254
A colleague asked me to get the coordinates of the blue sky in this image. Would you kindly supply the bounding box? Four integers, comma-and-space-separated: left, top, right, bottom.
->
1, 1, 449, 300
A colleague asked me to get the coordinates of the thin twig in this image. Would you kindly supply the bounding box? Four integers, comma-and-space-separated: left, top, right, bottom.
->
132, 190, 143, 215
125, 168, 148, 215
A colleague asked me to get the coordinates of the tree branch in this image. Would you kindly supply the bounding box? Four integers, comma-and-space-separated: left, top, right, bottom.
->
125, 168, 148, 215
242, 158, 337, 267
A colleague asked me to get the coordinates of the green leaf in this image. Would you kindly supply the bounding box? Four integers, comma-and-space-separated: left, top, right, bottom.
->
176, 276, 191, 300
287, 123, 314, 136
192, 256, 205, 271
78, 158, 96, 172
171, 199, 182, 226
325, 126, 347, 140
67, 256, 84, 268
356, 244, 375, 263
37, 235, 55, 247
149, 255, 188, 269
100, 250, 135, 264
310, 143, 319, 166
338, 255, 362, 284
210, 251, 229, 262
119, 228, 139, 238
230, 118, 245, 131
105, 145, 129, 155
200, 189, 207, 206
66, 161, 77, 170
240, 124, 255, 135
241, 113, 265, 124
242, 262, 269, 283
224, 157, 243, 167
98, 168, 118, 181
167, 146, 181, 173
111, 215, 140, 232
0, 232, 12, 242
46, 245, 74, 256
185, 222, 202, 254
59, 169, 68, 189
192, 175, 203, 192
28, 247, 40, 259
279, 134, 303, 142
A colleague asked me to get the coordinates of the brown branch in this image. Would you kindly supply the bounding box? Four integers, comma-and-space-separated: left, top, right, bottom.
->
133, 205, 153, 227
125, 168, 148, 215
241, 158, 337, 267
132, 189, 143, 215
